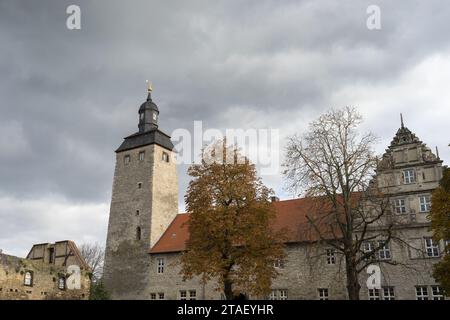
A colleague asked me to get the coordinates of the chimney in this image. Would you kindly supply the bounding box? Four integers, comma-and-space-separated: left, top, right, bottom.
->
270, 196, 280, 202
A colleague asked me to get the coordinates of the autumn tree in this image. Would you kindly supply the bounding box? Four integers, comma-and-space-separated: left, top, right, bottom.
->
430, 167, 450, 293
180, 140, 285, 300
283, 106, 395, 300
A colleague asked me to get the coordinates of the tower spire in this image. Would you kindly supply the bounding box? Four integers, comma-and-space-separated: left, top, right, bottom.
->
400, 113, 404, 128
146, 80, 153, 101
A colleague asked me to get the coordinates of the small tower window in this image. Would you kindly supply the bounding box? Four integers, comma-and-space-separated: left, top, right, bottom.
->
136, 227, 141, 241
162, 152, 169, 163
24, 271, 33, 286
136, 210, 140, 216
139, 112, 144, 121
124, 155, 131, 165
137, 182, 142, 189
157, 258, 165, 274
139, 151, 145, 161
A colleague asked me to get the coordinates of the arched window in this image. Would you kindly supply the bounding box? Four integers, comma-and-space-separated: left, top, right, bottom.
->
58, 276, 66, 290
136, 227, 141, 241
24, 271, 33, 286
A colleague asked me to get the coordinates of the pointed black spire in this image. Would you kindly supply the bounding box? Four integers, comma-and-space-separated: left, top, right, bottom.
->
400, 113, 404, 129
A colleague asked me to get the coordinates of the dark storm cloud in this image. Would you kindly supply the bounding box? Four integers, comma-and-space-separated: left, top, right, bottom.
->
1, 0, 450, 255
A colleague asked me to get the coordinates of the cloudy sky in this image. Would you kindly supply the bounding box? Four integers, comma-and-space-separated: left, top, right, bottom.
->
1, 0, 449, 256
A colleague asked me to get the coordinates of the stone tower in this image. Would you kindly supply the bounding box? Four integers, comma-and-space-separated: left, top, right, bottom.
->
103, 85, 179, 299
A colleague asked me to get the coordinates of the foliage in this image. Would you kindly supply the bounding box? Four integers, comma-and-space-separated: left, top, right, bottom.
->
180, 140, 285, 299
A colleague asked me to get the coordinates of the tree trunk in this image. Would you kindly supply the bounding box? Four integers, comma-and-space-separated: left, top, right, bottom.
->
345, 256, 361, 300
223, 277, 233, 300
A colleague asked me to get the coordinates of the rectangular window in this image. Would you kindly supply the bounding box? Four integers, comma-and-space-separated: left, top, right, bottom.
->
157, 258, 165, 274
23, 271, 33, 287
394, 199, 406, 214
179, 290, 187, 300
58, 277, 65, 290
378, 241, 391, 260
124, 155, 130, 165
326, 249, 336, 265
137, 182, 142, 189
363, 242, 374, 260
318, 288, 329, 300
268, 290, 277, 300
139, 151, 145, 161
419, 196, 431, 212
368, 289, 380, 300
158, 292, 164, 300
189, 290, 197, 300
48, 248, 55, 264
404, 169, 416, 184
431, 286, 444, 300
425, 238, 440, 257
150, 293, 156, 300
383, 287, 395, 300
416, 286, 428, 300
273, 259, 284, 268
279, 289, 288, 300
162, 152, 169, 163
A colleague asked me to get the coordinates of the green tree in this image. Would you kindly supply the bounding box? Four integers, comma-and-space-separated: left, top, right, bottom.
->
180, 141, 285, 300
89, 281, 111, 300
430, 167, 450, 293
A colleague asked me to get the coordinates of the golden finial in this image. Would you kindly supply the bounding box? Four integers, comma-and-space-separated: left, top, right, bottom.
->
146, 80, 153, 93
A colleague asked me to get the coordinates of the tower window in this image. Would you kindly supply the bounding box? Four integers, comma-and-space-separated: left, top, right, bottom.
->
138, 182, 142, 189
139, 113, 144, 121
124, 155, 131, 165
139, 151, 145, 161
318, 288, 328, 300
24, 271, 33, 287
48, 248, 55, 264
136, 210, 140, 216
162, 152, 169, 163
136, 227, 141, 241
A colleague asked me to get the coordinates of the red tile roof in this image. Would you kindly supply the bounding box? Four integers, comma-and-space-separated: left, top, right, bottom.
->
149, 197, 336, 254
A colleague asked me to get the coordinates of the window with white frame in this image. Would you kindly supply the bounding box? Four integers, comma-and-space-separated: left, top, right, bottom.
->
404, 169, 416, 184
179, 290, 187, 300
431, 286, 444, 300
318, 288, 329, 300
269, 289, 287, 300
416, 286, 428, 300
378, 241, 391, 260
368, 289, 380, 300
419, 196, 431, 212
326, 249, 336, 265
268, 290, 277, 300
363, 242, 374, 260
58, 276, 65, 290
394, 199, 406, 214
158, 292, 164, 300
139, 151, 145, 161
424, 238, 440, 257
382, 287, 395, 300
23, 271, 33, 286
279, 289, 288, 300
157, 258, 165, 273
189, 290, 197, 300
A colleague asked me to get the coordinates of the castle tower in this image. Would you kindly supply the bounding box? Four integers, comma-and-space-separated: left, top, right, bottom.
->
103, 84, 179, 299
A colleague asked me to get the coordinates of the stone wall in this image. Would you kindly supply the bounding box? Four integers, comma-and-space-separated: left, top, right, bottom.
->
0, 253, 90, 300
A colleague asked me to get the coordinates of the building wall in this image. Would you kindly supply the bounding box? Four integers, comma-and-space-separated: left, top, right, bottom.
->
0, 253, 90, 300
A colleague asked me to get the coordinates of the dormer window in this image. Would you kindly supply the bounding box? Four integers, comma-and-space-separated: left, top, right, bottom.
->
403, 169, 416, 184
